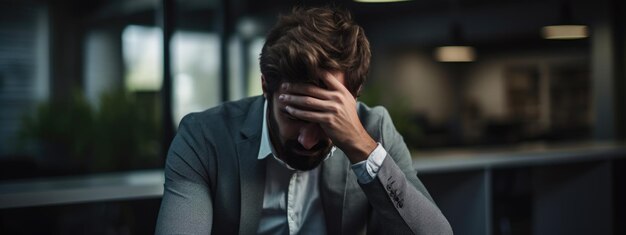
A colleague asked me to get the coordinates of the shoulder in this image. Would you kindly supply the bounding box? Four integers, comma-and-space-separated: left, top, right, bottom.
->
175, 96, 264, 147
356, 102, 395, 141
356, 101, 391, 126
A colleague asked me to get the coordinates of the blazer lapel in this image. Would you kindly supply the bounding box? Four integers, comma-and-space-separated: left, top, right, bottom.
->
236, 97, 267, 235
320, 150, 350, 235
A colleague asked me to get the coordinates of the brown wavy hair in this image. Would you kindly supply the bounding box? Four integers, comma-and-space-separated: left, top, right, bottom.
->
259, 6, 371, 97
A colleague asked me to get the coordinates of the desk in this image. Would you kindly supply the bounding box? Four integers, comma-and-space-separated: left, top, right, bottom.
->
0, 170, 163, 209
413, 142, 625, 235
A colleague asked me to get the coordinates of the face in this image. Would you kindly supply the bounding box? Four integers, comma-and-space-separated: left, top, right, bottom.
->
264, 72, 346, 171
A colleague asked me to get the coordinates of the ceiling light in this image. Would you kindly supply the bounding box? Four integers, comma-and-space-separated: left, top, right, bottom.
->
434, 46, 476, 62
541, 25, 588, 39
353, 0, 411, 3
434, 2, 477, 62
542, 1, 588, 40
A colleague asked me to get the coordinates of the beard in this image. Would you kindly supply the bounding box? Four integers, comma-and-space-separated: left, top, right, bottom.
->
267, 98, 334, 171
278, 138, 333, 171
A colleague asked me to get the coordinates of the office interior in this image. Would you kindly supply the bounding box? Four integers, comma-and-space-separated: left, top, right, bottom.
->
0, 0, 624, 234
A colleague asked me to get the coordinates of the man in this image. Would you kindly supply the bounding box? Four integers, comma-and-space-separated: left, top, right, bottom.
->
156, 6, 452, 235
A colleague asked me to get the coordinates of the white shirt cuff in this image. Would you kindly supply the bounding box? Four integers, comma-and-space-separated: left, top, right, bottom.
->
350, 143, 387, 184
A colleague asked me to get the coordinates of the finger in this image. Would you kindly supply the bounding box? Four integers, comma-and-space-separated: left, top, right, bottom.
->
320, 72, 347, 92
285, 105, 331, 124
282, 82, 333, 100
279, 94, 335, 112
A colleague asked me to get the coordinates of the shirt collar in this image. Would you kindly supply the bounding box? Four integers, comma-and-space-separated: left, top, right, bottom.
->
257, 99, 335, 170
257, 99, 273, 160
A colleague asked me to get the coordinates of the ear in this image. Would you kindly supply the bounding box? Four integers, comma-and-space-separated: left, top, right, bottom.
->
261, 75, 268, 98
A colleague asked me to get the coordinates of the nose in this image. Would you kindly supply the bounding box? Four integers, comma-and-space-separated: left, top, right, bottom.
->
298, 123, 322, 150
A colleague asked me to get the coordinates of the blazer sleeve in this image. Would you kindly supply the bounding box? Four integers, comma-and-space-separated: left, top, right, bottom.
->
156, 114, 213, 235
358, 108, 453, 235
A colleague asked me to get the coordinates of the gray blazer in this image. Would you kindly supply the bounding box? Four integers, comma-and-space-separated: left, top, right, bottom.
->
156, 96, 452, 235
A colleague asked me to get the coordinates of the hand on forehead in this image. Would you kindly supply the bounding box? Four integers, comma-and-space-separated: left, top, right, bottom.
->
281, 71, 346, 95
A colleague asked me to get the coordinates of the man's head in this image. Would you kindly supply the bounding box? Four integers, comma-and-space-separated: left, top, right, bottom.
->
260, 6, 371, 97
259, 7, 371, 170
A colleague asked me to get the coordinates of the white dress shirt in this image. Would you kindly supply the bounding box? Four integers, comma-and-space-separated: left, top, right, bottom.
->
256, 100, 387, 235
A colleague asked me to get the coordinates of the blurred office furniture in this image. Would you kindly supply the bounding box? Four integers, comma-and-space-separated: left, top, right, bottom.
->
416, 143, 625, 235
0, 170, 163, 234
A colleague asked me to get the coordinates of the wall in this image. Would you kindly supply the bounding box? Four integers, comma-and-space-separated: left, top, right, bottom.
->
464, 50, 588, 121
373, 51, 455, 124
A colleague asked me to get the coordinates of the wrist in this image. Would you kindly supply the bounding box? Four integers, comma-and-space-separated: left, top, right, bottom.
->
343, 135, 377, 164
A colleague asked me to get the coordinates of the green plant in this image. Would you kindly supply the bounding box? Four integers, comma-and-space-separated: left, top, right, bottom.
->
19, 89, 161, 173
92, 90, 161, 171
19, 90, 95, 169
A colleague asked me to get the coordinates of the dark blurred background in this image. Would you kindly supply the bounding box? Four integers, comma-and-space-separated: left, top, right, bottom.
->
0, 0, 624, 234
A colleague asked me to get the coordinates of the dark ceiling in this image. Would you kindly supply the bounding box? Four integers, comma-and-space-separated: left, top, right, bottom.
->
40, 0, 611, 51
